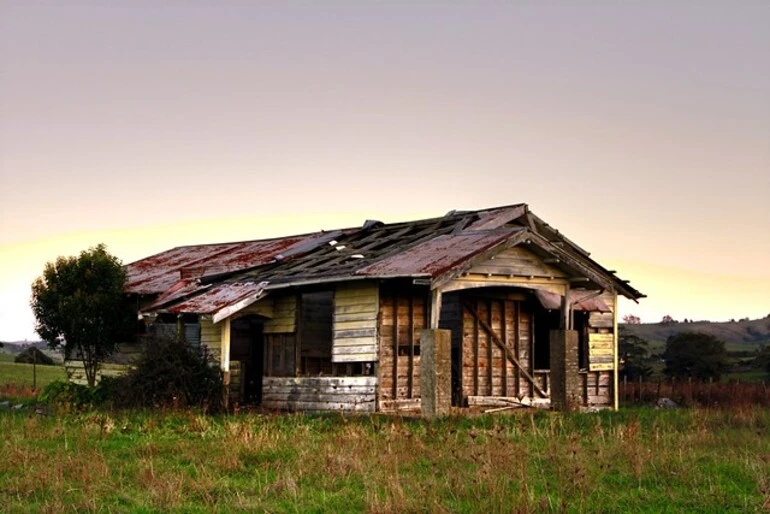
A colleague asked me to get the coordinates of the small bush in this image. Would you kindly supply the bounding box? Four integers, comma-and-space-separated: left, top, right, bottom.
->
110, 337, 223, 412
38, 380, 102, 412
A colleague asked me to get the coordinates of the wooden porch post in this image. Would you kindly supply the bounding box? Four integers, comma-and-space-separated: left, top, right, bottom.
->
220, 317, 231, 409
613, 291, 619, 410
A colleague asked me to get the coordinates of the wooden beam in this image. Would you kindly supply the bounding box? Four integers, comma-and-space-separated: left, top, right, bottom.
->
407, 295, 414, 399
464, 301, 547, 398
613, 291, 619, 411
487, 300, 493, 396
430, 289, 443, 329
514, 301, 520, 397
473, 299, 479, 396
501, 300, 507, 396
392, 294, 398, 399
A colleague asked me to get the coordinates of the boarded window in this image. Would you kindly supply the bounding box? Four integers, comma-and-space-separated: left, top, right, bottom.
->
299, 291, 334, 375
264, 334, 296, 377
332, 282, 378, 363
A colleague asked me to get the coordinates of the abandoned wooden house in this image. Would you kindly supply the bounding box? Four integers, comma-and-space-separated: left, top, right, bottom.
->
81, 204, 644, 413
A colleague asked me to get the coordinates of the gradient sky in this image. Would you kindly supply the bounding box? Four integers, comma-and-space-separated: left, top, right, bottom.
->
1, 2, 768, 341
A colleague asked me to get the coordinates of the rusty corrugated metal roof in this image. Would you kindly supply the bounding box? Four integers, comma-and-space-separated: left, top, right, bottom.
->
165, 282, 267, 314
355, 229, 523, 277
129, 202, 644, 317
465, 205, 527, 231
126, 232, 335, 295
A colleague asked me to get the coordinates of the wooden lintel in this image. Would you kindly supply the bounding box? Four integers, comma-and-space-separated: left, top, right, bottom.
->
463, 301, 547, 398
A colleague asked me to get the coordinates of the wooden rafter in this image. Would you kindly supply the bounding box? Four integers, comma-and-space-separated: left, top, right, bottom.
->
463, 301, 547, 398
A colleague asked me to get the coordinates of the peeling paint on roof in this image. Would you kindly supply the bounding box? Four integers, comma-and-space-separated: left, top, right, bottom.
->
355, 230, 521, 277
165, 282, 268, 314
126, 232, 335, 295
465, 205, 527, 231
129, 203, 644, 317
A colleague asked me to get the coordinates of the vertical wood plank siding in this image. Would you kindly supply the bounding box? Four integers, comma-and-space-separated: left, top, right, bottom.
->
332, 282, 378, 362
378, 287, 428, 409
459, 295, 534, 403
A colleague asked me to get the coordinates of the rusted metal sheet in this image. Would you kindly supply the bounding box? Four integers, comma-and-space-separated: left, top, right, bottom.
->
355, 230, 519, 278
166, 282, 267, 314
140, 279, 210, 312
125, 232, 334, 295
465, 204, 527, 231
535, 290, 611, 312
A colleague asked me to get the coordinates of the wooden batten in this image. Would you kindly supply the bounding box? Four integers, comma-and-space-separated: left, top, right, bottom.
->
332, 281, 378, 363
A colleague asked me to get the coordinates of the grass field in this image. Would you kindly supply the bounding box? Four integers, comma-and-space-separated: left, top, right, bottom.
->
1, 406, 768, 513
0, 359, 67, 400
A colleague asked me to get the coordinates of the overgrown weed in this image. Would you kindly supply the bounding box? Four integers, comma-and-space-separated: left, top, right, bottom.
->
1, 406, 769, 512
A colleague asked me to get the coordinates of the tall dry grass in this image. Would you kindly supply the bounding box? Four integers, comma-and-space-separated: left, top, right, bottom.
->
1, 406, 768, 512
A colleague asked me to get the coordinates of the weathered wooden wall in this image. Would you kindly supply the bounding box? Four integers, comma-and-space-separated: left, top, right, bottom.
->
455, 294, 535, 402
263, 295, 296, 334
332, 281, 378, 363
261, 376, 376, 412
471, 246, 568, 279
378, 286, 428, 412
583, 290, 617, 406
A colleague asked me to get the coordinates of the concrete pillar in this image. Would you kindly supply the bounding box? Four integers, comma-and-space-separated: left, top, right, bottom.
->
550, 329, 581, 412
420, 329, 452, 418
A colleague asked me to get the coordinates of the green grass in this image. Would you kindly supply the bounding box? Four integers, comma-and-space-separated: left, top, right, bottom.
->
727, 370, 769, 383
1, 407, 768, 512
0, 359, 66, 391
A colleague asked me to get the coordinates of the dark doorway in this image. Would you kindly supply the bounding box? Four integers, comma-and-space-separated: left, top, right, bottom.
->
230, 316, 265, 405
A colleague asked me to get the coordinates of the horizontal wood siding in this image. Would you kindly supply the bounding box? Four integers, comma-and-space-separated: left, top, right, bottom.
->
585, 291, 616, 406
237, 297, 274, 319
263, 294, 297, 334
468, 246, 568, 278
201, 318, 222, 362
64, 361, 132, 385
261, 376, 376, 412
333, 282, 378, 363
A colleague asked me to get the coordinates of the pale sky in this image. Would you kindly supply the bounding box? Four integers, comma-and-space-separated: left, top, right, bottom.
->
1, 2, 768, 341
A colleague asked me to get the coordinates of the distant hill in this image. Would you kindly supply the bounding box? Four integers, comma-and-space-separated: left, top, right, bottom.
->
622, 317, 770, 353
0, 341, 63, 363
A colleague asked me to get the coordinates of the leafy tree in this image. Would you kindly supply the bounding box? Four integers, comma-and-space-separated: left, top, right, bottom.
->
30, 244, 132, 387
622, 314, 641, 324
662, 331, 729, 381
618, 327, 652, 380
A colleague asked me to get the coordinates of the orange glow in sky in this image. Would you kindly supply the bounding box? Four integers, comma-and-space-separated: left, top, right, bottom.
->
1, 3, 768, 340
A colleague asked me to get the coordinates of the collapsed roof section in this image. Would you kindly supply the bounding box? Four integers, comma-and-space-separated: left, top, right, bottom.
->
126, 203, 644, 320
